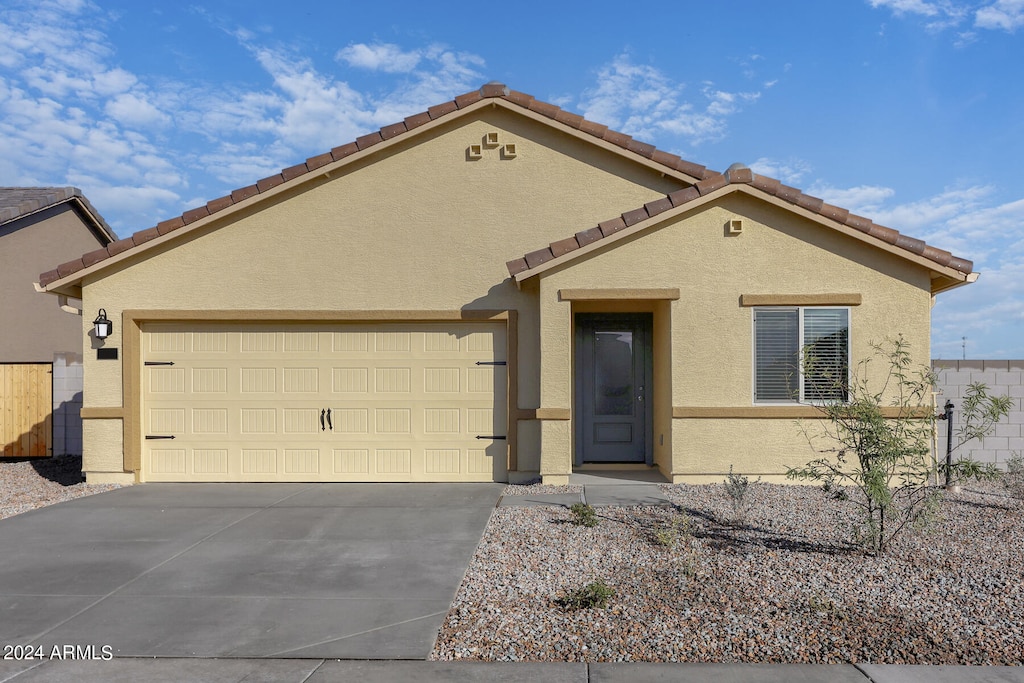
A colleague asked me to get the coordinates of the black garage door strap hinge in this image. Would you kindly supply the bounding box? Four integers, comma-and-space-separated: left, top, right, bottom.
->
475, 361, 506, 365
145, 435, 176, 440
144, 361, 176, 366
475, 435, 507, 440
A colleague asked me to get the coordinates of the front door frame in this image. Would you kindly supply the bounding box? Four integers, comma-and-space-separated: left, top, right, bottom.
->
574, 312, 654, 466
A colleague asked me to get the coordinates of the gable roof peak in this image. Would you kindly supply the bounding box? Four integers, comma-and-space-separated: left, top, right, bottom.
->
39, 82, 716, 290
507, 166, 975, 290
1, 186, 115, 244
724, 163, 753, 184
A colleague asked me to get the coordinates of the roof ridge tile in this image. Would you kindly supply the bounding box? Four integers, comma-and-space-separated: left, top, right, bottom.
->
157, 216, 185, 234
508, 162, 975, 279
527, 99, 560, 118
621, 207, 649, 227
35, 82, 972, 289
550, 236, 581, 257
695, 174, 728, 195
598, 217, 627, 237
454, 90, 483, 108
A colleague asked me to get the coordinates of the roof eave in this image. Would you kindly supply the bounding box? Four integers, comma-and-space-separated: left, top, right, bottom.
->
512, 184, 978, 287
931, 271, 978, 296
69, 195, 117, 244
40, 95, 706, 292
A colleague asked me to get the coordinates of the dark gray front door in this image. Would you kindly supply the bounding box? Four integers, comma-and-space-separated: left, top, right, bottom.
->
575, 313, 652, 464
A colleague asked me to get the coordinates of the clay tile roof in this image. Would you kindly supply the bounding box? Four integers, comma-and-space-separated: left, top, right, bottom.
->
157, 216, 185, 235
38, 83, 717, 289
550, 236, 581, 257
1, 186, 115, 244
35, 84, 975, 290
598, 217, 627, 238
507, 162, 976, 281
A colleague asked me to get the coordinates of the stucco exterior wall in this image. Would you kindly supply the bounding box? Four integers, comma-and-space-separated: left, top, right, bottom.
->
77, 107, 684, 480
534, 193, 934, 482
1, 204, 106, 361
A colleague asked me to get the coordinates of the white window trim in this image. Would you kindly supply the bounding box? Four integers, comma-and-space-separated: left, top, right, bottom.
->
751, 306, 851, 405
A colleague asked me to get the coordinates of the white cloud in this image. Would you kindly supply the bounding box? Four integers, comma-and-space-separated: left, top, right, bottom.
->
0, 0, 488, 234
105, 92, 171, 128
868, 0, 944, 16
806, 176, 1024, 357
578, 54, 761, 145
68, 179, 181, 227
868, 0, 1024, 33
750, 157, 814, 186
931, 255, 1024, 357
810, 184, 897, 214
975, 0, 1024, 29
336, 43, 422, 73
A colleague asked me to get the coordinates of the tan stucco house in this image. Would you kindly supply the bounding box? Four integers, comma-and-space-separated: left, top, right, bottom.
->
37, 83, 975, 485
2, 187, 115, 457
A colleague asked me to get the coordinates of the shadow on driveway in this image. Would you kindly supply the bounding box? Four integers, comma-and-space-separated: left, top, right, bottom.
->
0, 483, 503, 659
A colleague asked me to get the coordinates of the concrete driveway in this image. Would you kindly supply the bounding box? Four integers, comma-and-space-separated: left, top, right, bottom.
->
0, 483, 502, 659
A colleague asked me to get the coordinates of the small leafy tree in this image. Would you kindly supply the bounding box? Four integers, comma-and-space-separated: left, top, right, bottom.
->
788, 336, 1011, 556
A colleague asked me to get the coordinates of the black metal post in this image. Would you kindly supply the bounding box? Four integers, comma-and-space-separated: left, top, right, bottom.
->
943, 400, 954, 487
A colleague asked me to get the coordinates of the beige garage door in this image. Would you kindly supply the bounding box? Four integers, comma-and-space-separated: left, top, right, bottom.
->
141, 322, 507, 482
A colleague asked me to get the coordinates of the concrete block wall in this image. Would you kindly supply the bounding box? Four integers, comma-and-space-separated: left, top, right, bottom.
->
932, 359, 1024, 469
52, 353, 83, 456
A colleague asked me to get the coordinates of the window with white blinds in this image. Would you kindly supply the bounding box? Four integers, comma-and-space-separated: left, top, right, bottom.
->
754, 307, 849, 403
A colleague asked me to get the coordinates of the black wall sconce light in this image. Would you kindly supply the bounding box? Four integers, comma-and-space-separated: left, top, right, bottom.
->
93, 308, 113, 339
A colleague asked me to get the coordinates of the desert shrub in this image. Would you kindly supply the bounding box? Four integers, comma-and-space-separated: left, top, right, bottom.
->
652, 512, 692, 548
556, 579, 614, 610
723, 465, 760, 522
569, 502, 599, 527
789, 336, 1010, 556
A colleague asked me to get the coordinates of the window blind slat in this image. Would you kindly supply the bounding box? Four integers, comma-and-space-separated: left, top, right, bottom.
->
803, 309, 848, 401
754, 307, 849, 403
754, 310, 798, 401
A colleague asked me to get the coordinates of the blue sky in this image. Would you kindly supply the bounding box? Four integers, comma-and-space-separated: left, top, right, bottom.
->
2, 0, 1022, 359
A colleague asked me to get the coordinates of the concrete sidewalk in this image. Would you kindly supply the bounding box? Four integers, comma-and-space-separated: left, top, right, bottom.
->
499, 469, 674, 508
2, 659, 1023, 682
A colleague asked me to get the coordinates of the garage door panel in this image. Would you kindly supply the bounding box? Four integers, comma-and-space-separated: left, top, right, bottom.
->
143, 322, 507, 482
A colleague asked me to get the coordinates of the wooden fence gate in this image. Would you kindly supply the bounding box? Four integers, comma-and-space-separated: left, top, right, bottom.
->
0, 363, 52, 457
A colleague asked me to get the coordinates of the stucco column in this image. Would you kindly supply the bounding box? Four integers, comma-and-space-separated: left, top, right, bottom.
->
538, 279, 573, 484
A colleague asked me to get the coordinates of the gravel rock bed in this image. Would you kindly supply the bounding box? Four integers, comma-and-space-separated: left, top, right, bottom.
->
0, 456, 120, 520
433, 482, 1024, 664
503, 480, 583, 496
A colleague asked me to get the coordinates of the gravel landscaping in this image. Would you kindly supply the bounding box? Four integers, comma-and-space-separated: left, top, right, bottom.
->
0, 455, 119, 520
4, 459, 1021, 664
432, 481, 1024, 664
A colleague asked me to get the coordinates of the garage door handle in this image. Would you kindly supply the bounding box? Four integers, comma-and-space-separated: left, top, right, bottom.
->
475, 435, 507, 440
320, 409, 326, 431
326, 408, 332, 431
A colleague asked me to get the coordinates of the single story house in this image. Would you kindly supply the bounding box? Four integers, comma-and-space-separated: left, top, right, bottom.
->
37, 83, 976, 485
2, 187, 115, 457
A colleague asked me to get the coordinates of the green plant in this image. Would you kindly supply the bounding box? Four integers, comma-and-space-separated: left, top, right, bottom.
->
723, 465, 760, 522
569, 502, 599, 527
1003, 451, 1024, 501
556, 579, 614, 610
652, 512, 692, 548
808, 592, 844, 618
677, 554, 699, 579
788, 336, 1011, 556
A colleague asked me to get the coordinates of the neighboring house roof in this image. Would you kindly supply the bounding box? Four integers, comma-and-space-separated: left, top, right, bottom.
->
507, 163, 975, 295
1, 187, 116, 245
36, 83, 974, 295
